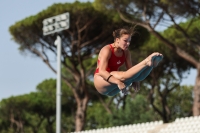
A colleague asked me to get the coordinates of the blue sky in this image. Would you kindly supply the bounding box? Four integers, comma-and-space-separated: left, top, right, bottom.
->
0, 0, 196, 101
0, 0, 93, 101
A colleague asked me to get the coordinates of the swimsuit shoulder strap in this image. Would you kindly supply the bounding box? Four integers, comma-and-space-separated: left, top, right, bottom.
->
109, 44, 114, 53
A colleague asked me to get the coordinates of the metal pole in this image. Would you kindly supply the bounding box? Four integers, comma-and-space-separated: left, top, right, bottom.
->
54, 35, 62, 133
43, 12, 69, 133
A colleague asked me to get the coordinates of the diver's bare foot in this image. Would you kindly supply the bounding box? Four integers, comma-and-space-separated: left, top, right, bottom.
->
145, 52, 162, 67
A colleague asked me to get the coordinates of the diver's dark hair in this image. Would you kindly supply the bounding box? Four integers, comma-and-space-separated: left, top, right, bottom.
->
112, 26, 136, 41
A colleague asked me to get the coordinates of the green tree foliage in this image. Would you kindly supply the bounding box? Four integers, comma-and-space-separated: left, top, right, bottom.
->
168, 85, 193, 119
36, 79, 75, 132
111, 23, 194, 123
85, 94, 161, 130
0, 79, 75, 133
112, 95, 160, 125
93, 0, 200, 116
9, 0, 152, 130
7, 0, 197, 131
162, 18, 200, 62
86, 101, 113, 129
8, 1, 128, 131
136, 34, 193, 123
0, 93, 52, 133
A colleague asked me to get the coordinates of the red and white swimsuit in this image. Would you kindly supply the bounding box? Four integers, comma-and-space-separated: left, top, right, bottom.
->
95, 44, 125, 74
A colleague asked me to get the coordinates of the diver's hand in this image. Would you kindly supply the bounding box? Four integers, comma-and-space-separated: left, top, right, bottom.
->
132, 82, 140, 92
117, 81, 126, 90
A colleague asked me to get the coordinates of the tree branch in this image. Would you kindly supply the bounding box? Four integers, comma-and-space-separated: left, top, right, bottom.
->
117, 6, 199, 67
39, 38, 56, 55
166, 11, 199, 46
79, 18, 96, 33
117, 9, 151, 31
142, 0, 148, 22
81, 30, 105, 48
149, 88, 163, 117
29, 46, 56, 74
97, 94, 113, 114
153, 10, 164, 29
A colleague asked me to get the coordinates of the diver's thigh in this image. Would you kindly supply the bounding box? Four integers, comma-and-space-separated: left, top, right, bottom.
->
94, 74, 117, 94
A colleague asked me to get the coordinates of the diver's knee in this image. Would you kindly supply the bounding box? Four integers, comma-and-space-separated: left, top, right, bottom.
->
120, 71, 126, 81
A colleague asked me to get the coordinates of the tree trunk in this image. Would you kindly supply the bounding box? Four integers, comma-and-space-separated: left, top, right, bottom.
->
161, 96, 171, 123
193, 65, 200, 116
75, 95, 89, 131
10, 112, 24, 133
